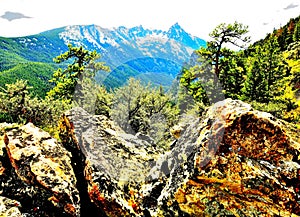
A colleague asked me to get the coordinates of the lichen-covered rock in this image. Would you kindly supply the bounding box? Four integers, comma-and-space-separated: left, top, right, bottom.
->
61, 100, 300, 216
60, 107, 162, 216
0, 196, 22, 217
156, 99, 300, 216
3, 98, 297, 216
0, 123, 80, 216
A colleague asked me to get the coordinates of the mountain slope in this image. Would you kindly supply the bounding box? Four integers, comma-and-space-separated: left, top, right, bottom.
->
0, 62, 57, 97
0, 23, 206, 92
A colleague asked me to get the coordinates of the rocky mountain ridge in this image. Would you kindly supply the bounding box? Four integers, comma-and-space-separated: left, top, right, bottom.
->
0, 99, 299, 216
0, 23, 206, 90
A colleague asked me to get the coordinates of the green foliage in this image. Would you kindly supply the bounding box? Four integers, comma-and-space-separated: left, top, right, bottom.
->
180, 63, 224, 106
285, 42, 300, 94
242, 34, 299, 122
207, 21, 250, 77
111, 78, 179, 147
72, 76, 113, 116
47, 44, 110, 100
242, 58, 268, 102
242, 36, 288, 102
0, 62, 57, 97
219, 51, 246, 99
0, 79, 71, 136
0, 79, 31, 123
0, 31, 68, 63
94, 85, 113, 117
272, 16, 300, 51
0, 49, 27, 72
0, 17, 299, 144
293, 22, 300, 42
180, 19, 299, 124
0, 80, 65, 125
0, 32, 69, 99
180, 21, 249, 105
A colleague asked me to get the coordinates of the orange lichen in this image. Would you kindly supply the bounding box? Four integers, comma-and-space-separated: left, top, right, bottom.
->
64, 203, 76, 216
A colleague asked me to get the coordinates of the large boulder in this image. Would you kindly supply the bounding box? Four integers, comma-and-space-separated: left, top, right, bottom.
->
155, 99, 300, 216
0, 123, 80, 216
59, 107, 161, 216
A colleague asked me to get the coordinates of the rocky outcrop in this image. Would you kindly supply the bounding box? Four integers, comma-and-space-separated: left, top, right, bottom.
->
156, 99, 300, 216
0, 123, 80, 216
0, 99, 299, 216
59, 107, 161, 216
60, 99, 300, 216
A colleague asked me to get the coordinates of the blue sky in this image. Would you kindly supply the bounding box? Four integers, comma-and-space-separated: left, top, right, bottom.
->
0, 0, 299, 42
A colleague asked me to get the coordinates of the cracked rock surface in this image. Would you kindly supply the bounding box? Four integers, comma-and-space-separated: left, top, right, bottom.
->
0, 99, 299, 216
0, 123, 80, 216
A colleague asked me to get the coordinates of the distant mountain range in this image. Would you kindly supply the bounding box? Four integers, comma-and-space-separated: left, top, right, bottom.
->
0, 23, 206, 94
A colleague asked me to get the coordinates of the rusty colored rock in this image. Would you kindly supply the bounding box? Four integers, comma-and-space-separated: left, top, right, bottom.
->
62, 100, 300, 216
60, 107, 161, 217
1, 99, 299, 216
156, 99, 300, 216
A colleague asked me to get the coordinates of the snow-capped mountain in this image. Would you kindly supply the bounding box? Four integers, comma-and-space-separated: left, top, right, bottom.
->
0, 23, 206, 89
56, 23, 205, 88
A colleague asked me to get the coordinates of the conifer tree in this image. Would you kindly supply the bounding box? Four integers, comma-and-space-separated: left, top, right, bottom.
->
206, 21, 250, 77
180, 22, 249, 105
219, 50, 246, 99
47, 44, 109, 100
242, 36, 289, 103
262, 36, 288, 100
293, 22, 300, 42
111, 78, 178, 146
242, 58, 268, 102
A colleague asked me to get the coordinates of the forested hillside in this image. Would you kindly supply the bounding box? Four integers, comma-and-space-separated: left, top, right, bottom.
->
181, 17, 300, 126
0, 32, 67, 96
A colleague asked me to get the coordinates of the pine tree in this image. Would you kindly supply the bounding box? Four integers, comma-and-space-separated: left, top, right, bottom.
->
47, 44, 110, 100
219, 50, 246, 99
207, 21, 250, 77
293, 22, 300, 42
277, 27, 288, 50
242, 58, 268, 102
262, 36, 288, 100
180, 22, 249, 105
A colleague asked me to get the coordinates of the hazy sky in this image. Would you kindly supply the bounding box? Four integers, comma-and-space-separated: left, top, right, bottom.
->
0, 0, 299, 41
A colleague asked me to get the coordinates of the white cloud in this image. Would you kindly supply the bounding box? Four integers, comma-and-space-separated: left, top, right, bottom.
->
0, 0, 299, 41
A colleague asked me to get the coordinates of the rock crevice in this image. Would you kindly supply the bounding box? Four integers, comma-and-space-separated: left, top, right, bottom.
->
0, 99, 299, 216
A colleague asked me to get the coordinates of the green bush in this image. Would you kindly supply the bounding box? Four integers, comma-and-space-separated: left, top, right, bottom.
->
0, 79, 71, 137
111, 78, 179, 149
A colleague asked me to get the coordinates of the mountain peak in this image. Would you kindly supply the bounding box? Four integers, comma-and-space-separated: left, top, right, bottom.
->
169, 22, 185, 32
166, 23, 206, 49
167, 23, 187, 38
167, 22, 188, 37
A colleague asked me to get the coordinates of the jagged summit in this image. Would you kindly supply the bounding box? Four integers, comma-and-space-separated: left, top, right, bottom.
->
47, 23, 206, 88
0, 23, 206, 89
168, 22, 186, 34
166, 22, 204, 49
